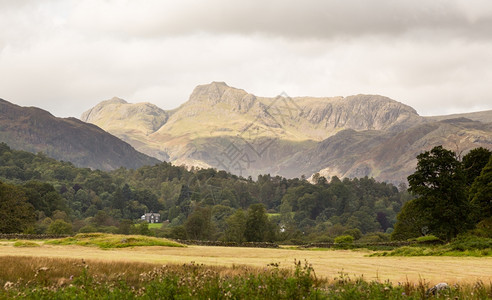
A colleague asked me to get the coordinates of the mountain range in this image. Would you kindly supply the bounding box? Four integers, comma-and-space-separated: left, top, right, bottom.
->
80, 82, 492, 184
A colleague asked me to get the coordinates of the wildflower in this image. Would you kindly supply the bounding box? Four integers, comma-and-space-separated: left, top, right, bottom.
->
3, 281, 14, 290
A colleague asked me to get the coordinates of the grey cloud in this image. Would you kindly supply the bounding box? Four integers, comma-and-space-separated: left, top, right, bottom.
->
64, 0, 492, 40
0, 0, 491, 118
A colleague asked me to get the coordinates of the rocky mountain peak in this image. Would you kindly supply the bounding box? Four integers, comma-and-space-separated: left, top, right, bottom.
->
107, 97, 128, 104
188, 81, 249, 105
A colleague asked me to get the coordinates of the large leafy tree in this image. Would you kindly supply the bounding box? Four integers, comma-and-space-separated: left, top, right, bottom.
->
406, 146, 470, 240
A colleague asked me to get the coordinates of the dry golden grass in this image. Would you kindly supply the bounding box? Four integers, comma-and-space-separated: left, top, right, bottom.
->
1, 241, 491, 285
0, 255, 269, 288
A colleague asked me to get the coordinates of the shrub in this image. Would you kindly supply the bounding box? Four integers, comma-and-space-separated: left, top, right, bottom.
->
312, 234, 334, 243
78, 225, 98, 233
343, 228, 362, 240
334, 235, 354, 244
450, 235, 492, 251
358, 232, 390, 244
471, 218, 492, 238
46, 220, 72, 235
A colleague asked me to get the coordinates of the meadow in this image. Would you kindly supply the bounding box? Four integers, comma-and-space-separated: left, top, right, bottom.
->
1, 237, 491, 284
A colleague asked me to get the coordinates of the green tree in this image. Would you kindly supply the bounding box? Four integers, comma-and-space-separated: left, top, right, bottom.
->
184, 206, 213, 240
22, 181, 68, 217
391, 199, 429, 240
137, 222, 151, 236
211, 205, 234, 235
406, 146, 470, 240
462, 147, 491, 187
468, 156, 492, 222
0, 181, 35, 233
244, 204, 272, 242
47, 219, 73, 234
117, 219, 133, 235
224, 209, 247, 243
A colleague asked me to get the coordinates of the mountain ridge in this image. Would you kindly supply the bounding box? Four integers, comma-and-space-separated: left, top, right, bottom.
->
80, 82, 492, 184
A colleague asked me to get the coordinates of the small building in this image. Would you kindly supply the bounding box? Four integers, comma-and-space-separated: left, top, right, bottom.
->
141, 212, 161, 223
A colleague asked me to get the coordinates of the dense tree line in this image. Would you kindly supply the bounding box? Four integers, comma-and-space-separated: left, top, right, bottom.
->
0, 142, 418, 243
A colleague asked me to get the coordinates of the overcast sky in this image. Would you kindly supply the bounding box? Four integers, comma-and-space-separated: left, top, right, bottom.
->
1, 0, 492, 118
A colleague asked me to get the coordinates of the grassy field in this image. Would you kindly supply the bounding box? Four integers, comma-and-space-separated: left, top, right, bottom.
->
1, 238, 491, 285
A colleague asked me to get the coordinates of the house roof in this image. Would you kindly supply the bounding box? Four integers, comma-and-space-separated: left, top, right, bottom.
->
143, 212, 160, 217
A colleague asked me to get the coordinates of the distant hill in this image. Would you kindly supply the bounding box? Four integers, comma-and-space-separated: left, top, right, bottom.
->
0, 98, 160, 170
81, 82, 492, 184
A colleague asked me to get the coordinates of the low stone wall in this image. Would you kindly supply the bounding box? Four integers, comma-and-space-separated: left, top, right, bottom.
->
174, 239, 279, 248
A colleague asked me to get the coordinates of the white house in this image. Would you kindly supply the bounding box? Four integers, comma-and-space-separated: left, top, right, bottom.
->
141, 212, 161, 223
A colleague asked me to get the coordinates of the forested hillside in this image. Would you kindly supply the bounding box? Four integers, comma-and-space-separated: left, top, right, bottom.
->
0, 142, 410, 243
2, 142, 489, 244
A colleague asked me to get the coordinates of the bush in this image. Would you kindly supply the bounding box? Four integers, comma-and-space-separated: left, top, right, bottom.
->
358, 232, 390, 244
343, 228, 362, 240
334, 235, 354, 244
311, 234, 333, 243
450, 235, 492, 251
78, 225, 98, 233
47, 220, 72, 235
471, 218, 492, 238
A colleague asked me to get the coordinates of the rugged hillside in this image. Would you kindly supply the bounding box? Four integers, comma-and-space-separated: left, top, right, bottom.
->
278, 118, 492, 184
81, 97, 172, 161
0, 98, 160, 170
81, 82, 492, 183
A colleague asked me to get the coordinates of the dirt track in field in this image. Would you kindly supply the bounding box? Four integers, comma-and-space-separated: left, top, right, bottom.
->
1, 242, 490, 284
